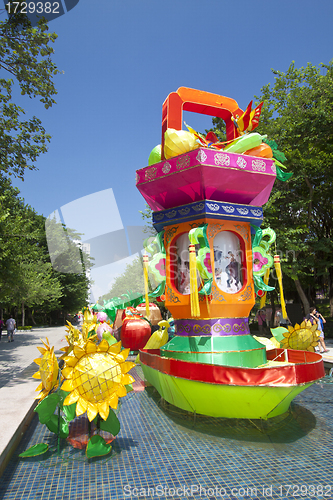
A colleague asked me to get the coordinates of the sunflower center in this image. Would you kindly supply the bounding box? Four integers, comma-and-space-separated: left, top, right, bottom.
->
72, 352, 122, 403
289, 328, 314, 349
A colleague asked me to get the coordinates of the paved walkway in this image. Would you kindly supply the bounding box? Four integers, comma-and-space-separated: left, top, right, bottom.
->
0, 326, 332, 477
0, 326, 67, 474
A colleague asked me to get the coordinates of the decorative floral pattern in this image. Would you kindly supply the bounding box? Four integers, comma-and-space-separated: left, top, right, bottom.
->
135, 172, 140, 183
178, 208, 190, 216
203, 252, 212, 274
176, 155, 190, 170
252, 159, 266, 172
154, 213, 164, 221
207, 224, 224, 239
271, 164, 276, 174
238, 284, 253, 301
211, 283, 226, 302
196, 150, 207, 163
252, 246, 273, 276
193, 203, 205, 212
234, 224, 249, 242
145, 167, 157, 181
162, 162, 172, 174
221, 205, 235, 213
155, 257, 166, 277
166, 285, 181, 304
236, 157, 247, 169
207, 203, 220, 212
236, 207, 249, 215
165, 210, 177, 219
165, 227, 178, 246
250, 209, 262, 217
214, 153, 230, 166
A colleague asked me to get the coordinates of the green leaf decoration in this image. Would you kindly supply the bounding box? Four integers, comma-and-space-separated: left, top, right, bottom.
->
253, 275, 275, 293
45, 414, 69, 438
262, 137, 286, 163
94, 409, 120, 436
34, 393, 59, 424
276, 164, 293, 181
102, 332, 117, 346
86, 435, 112, 458
270, 326, 289, 343
149, 280, 166, 298
251, 224, 262, 249
198, 278, 213, 295
125, 383, 133, 393
19, 443, 48, 458
57, 389, 77, 421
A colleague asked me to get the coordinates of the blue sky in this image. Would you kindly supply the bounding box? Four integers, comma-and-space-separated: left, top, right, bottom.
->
7, 0, 333, 301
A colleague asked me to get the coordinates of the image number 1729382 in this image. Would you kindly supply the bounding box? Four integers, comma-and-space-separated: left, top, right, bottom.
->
3, 0, 80, 25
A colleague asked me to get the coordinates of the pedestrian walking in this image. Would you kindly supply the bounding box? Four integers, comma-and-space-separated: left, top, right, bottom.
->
0, 318, 4, 341
6, 315, 16, 342
315, 309, 328, 354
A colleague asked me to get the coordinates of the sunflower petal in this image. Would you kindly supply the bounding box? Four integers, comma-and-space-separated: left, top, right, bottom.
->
87, 402, 98, 422
73, 346, 86, 359
97, 339, 109, 352
122, 373, 135, 385
85, 341, 97, 354
120, 361, 136, 374
64, 389, 80, 406
107, 342, 122, 355
115, 348, 130, 363
76, 397, 88, 416
63, 355, 77, 367
33, 358, 42, 366
35, 382, 43, 392
32, 371, 41, 379
108, 393, 119, 410
62, 367, 74, 379
37, 347, 47, 355
61, 379, 74, 392
117, 385, 127, 397
98, 401, 110, 421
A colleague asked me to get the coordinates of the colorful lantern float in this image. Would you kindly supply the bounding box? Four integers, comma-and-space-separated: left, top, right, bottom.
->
136, 87, 324, 420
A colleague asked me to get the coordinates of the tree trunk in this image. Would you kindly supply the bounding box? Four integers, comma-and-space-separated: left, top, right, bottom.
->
30, 309, 36, 325
294, 278, 310, 316
21, 302, 25, 327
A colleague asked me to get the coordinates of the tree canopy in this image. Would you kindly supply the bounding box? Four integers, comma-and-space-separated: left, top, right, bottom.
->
213, 61, 333, 315
0, 12, 59, 178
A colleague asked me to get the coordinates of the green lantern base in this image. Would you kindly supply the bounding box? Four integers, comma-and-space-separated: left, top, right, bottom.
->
160, 335, 267, 368
141, 363, 312, 419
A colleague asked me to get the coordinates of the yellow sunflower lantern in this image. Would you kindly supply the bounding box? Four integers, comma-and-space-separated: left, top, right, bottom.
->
61, 340, 135, 422
32, 338, 59, 400
280, 321, 320, 352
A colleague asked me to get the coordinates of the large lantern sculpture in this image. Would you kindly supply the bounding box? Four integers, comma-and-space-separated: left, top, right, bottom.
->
136, 88, 324, 420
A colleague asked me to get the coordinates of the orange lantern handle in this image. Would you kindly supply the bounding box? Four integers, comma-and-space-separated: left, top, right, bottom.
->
161, 87, 243, 160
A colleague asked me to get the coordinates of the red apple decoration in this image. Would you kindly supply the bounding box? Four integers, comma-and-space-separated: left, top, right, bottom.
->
120, 307, 151, 350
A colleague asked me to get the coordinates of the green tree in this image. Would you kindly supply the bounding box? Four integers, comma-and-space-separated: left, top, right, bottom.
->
0, 12, 59, 178
254, 61, 333, 316
211, 62, 333, 315
99, 256, 145, 304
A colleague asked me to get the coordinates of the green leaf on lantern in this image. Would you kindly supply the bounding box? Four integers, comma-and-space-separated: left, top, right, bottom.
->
94, 409, 120, 436
276, 164, 293, 181
45, 414, 69, 438
34, 393, 59, 424
56, 389, 77, 422
86, 435, 112, 458
19, 443, 49, 458
125, 383, 133, 393
270, 326, 289, 343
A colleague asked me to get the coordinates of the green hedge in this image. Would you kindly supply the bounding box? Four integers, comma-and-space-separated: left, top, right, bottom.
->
17, 326, 33, 330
